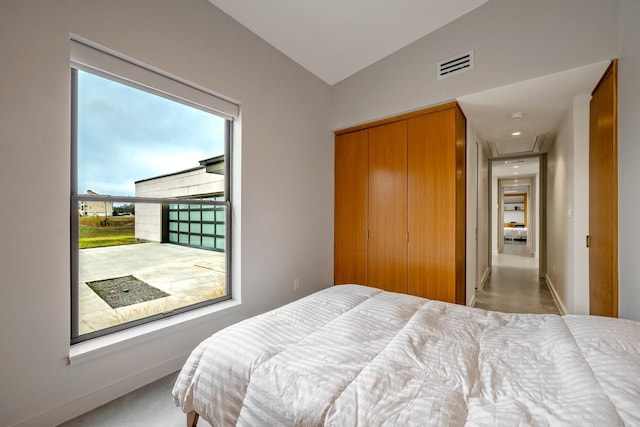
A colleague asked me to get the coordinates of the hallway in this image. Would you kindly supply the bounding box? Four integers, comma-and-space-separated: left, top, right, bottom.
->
475, 243, 560, 314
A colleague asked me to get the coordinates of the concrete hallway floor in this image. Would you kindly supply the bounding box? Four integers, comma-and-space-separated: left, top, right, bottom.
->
474, 243, 560, 314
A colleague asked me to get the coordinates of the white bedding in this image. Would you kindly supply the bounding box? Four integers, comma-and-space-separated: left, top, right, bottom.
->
173, 285, 640, 426
504, 227, 527, 239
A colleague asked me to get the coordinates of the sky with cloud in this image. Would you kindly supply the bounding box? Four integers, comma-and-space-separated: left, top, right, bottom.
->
76, 70, 226, 197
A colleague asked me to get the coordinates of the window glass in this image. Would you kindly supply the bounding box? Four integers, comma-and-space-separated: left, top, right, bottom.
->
71, 64, 232, 344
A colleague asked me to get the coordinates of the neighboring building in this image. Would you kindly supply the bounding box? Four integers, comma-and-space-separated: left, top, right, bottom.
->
134, 157, 225, 251
78, 190, 113, 217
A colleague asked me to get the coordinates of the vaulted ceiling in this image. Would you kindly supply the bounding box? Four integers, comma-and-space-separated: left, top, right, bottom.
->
208, 1, 609, 160
208, 0, 489, 85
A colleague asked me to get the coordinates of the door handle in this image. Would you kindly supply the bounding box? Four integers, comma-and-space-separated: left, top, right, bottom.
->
586, 235, 591, 248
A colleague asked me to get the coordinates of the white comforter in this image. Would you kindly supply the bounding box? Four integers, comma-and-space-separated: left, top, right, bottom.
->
173, 285, 640, 426
504, 227, 527, 238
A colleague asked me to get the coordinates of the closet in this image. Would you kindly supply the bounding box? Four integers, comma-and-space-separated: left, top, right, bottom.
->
334, 102, 466, 304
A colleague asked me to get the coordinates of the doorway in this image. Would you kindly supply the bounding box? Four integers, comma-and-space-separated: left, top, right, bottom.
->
491, 157, 540, 261
475, 156, 558, 314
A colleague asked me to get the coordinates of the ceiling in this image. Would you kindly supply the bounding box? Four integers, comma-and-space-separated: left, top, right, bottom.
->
207, 1, 610, 165
492, 157, 539, 182
458, 60, 610, 158
208, 0, 489, 85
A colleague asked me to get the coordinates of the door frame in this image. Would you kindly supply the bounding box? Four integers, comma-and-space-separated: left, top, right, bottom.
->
486, 154, 546, 277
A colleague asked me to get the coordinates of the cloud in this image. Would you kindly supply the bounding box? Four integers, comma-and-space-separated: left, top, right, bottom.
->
76, 70, 226, 196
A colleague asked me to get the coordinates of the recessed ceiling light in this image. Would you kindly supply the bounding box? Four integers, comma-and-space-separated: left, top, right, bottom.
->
513, 165, 519, 169
505, 159, 526, 165
513, 172, 519, 175
514, 179, 519, 183
512, 131, 521, 136
510, 112, 523, 119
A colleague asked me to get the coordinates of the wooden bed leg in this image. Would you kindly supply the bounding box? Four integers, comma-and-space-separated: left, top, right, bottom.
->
187, 410, 199, 427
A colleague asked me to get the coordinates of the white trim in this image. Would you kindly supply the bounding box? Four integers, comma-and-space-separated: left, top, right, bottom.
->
478, 267, 491, 291
468, 294, 476, 308
544, 274, 567, 315
70, 38, 239, 119
69, 299, 241, 365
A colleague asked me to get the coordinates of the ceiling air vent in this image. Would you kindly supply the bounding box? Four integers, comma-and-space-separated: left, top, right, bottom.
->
437, 50, 474, 80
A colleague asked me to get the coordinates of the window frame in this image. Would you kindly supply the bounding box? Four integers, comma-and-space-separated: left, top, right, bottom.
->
70, 40, 235, 344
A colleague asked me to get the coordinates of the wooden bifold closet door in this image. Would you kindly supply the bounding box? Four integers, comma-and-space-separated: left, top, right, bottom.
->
334, 129, 368, 285
407, 108, 466, 303
367, 121, 407, 293
334, 102, 466, 304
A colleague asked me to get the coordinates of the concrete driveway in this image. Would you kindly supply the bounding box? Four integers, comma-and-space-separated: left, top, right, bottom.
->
77, 242, 226, 335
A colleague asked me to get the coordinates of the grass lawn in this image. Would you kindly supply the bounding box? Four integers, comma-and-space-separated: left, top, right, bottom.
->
79, 216, 138, 249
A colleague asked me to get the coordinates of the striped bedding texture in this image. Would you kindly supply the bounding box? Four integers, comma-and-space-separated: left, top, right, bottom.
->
172, 284, 640, 426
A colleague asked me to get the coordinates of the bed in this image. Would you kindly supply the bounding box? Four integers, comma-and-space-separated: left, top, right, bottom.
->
504, 226, 528, 242
172, 284, 640, 426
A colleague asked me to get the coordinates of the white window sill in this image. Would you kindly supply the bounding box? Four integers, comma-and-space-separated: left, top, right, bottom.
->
68, 299, 242, 365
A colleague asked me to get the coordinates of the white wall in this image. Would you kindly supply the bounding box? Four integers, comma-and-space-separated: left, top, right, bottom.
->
504, 211, 525, 224
572, 95, 591, 314
477, 146, 490, 288
535, 171, 540, 259
546, 106, 574, 314
546, 95, 591, 315
491, 174, 499, 255
467, 127, 491, 299
618, 0, 640, 321
330, 0, 619, 131
0, 0, 333, 425
466, 125, 478, 305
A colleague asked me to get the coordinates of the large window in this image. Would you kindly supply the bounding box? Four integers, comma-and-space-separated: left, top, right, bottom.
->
70, 41, 236, 344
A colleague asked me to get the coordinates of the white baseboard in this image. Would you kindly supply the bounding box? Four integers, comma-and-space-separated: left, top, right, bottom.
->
544, 274, 567, 315
468, 294, 477, 308
15, 354, 188, 427
478, 267, 490, 291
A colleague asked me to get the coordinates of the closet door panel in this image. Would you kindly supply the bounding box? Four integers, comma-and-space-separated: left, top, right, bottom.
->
368, 121, 407, 293
334, 130, 368, 284
407, 109, 457, 302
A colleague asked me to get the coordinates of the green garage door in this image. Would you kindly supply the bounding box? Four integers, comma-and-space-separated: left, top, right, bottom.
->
167, 196, 225, 252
